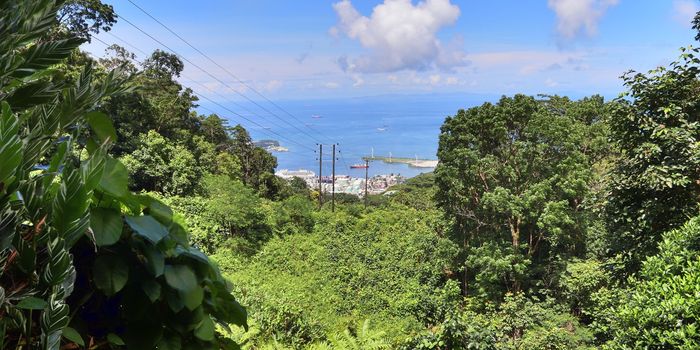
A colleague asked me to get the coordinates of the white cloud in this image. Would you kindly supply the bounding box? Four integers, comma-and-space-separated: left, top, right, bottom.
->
331, 0, 467, 73
548, 0, 619, 41
468, 50, 586, 75
263, 80, 283, 92
324, 82, 340, 89
352, 74, 365, 87
445, 76, 459, 85
429, 74, 441, 85
672, 0, 699, 26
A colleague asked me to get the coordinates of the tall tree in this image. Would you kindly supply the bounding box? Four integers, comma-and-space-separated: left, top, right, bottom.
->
605, 47, 700, 273
56, 0, 116, 41
435, 95, 609, 297
230, 124, 278, 193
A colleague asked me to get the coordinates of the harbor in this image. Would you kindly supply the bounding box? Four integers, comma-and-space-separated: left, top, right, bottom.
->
276, 169, 405, 196
362, 154, 439, 168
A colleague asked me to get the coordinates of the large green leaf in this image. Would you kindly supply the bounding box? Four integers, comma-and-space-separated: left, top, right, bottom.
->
107, 333, 125, 346
194, 315, 215, 342
0, 102, 21, 186
142, 280, 161, 303
164, 264, 197, 292
40, 299, 69, 350
90, 207, 123, 246
140, 195, 173, 226
98, 157, 128, 198
93, 255, 128, 296
62, 327, 84, 346
81, 148, 106, 192
53, 167, 90, 244
86, 111, 117, 144
142, 243, 165, 277
13, 37, 84, 78
125, 215, 168, 244
180, 285, 204, 311
16, 296, 47, 310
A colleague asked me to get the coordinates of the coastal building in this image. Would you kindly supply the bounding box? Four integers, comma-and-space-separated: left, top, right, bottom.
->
277, 169, 405, 197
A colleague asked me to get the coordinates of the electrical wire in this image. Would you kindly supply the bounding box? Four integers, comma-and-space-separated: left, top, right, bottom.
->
124, 0, 335, 145
115, 14, 322, 150
91, 35, 316, 153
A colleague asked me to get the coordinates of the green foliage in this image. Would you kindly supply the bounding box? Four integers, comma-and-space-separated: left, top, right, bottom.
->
435, 94, 610, 296
388, 172, 437, 211
220, 206, 458, 347
605, 216, 700, 349
121, 130, 202, 196
56, 0, 116, 41
557, 259, 611, 321
0, 2, 246, 348
271, 195, 316, 236
405, 293, 594, 350
325, 319, 392, 350
204, 175, 271, 244
230, 125, 279, 196
606, 47, 700, 273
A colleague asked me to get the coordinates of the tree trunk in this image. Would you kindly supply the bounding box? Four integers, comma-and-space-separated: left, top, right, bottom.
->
509, 216, 522, 292
510, 216, 520, 249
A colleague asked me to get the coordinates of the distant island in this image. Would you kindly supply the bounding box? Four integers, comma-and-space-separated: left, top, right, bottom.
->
254, 139, 289, 152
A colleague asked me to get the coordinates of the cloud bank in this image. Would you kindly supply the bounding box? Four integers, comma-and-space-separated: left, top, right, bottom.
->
331, 0, 468, 73
548, 0, 619, 41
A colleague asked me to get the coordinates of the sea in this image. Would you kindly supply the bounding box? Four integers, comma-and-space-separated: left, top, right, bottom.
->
207, 93, 498, 178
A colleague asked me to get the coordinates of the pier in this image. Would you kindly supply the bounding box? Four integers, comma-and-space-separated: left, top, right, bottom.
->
362, 155, 439, 168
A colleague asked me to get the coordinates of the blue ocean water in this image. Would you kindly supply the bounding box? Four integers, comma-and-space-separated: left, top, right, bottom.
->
209, 93, 497, 178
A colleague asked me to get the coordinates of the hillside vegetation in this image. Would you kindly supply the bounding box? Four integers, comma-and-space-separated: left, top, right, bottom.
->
2, 1, 700, 349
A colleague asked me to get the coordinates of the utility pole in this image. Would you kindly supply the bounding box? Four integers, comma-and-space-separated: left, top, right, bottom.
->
332, 144, 336, 212
318, 143, 323, 209
364, 159, 369, 209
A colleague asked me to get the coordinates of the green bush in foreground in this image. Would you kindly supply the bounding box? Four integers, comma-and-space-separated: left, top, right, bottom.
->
604, 216, 700, 349
0, 1, 246, 348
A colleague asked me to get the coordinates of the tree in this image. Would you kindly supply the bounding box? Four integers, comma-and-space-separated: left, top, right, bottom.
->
199, 113, 230, 146
56, 0, 116, 41
143, 49, 185, 80
230, 125, 279, 194
203, 175, 270, 242
98, 44, 138, 74
435, 94, 609, 296
120, 130, 202, 196
605, 47, 700, 274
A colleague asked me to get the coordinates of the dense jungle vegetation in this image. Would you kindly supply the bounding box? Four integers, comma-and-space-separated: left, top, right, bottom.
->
2, 0, 700, 349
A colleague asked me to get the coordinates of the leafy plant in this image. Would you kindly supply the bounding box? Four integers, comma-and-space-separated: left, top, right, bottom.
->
0, 1, 246, 348
604, 216, 700, 349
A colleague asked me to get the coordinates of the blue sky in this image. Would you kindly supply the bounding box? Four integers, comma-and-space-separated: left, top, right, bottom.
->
84, 0, 700, 101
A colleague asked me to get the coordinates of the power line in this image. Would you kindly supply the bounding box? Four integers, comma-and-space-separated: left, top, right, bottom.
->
91, 35, 316, 154
116, 14, 325, 148
104, 30, 148, 57
108, 14, 321, 150
124, 0, 335, 145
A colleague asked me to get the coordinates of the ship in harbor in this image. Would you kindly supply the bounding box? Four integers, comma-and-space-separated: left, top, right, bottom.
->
350, 163, 369, 169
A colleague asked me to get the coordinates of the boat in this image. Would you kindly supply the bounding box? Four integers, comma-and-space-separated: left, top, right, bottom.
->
311, 114, 322, 119
376, 127, 387, 132
350, 164, 369, 169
